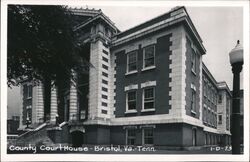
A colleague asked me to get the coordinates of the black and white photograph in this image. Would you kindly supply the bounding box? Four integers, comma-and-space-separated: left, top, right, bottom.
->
1, 0, 249, 161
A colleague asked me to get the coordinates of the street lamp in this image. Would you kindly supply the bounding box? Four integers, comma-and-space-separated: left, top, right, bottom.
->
229, 40, 243, 154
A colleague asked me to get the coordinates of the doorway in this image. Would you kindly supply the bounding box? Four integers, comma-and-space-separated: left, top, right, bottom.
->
71, 131, 84, 147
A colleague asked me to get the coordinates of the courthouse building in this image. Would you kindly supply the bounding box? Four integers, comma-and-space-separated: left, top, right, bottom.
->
16, 6, 232, 149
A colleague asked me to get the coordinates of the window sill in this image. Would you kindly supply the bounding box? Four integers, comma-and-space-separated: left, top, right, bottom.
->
125, 110, 137, 114
125, 70, 138, 76
26, 97, 32, 100
191, 69, 197, 76
142, 66, 156, 72
141, 109, 155, 112
191, 110, 196, 114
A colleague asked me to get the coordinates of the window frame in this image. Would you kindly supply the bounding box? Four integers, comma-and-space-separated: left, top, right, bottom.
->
126, 90, 137, 113
208, 109, 211, 125
102, 79, 108, 85
101, 109, 107, 114
142, 87, 155, 112
143, 45, 155, 69
142, 127, 154, 145
102, 56, 109, 63
203, 81, 206, 97
126, 128, 136, 145
102, 64, 108, 70
127, 50, 138, 73
191, 48, 197, 74
191, 84, 196, 114
203, 105, 207, 123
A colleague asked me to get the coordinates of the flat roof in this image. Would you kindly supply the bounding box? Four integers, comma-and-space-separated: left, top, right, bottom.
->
113, 6, 206, 54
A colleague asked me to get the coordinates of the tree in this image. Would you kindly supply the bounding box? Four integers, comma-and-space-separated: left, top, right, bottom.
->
7, 5, 85, 122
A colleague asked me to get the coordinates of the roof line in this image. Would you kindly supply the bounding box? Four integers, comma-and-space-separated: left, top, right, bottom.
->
112, 6, 205, 53
115, 7, 179, 37
73, 11, 120, 32
217, 81, 232, 96
202, 62, 218, 86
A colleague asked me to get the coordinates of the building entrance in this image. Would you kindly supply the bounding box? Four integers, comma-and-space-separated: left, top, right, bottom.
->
71, 131, 84, 147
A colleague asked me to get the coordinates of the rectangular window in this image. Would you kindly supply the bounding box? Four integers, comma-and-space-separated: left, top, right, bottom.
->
102, 94, 108, 99
143, 128, 154, 145
214, 92, 216, 103
212, 90, 215, 103
27, 85, 32, 98
143, 87, 155, 110
127, 51, 137, 72
218, 95, 222, 103
218, 115, 222, 124
127, 129, 136, 145
205, 83, 208, 97
226, 116, 229, 130
203, 106, 207, 123
191, 50, 196, 73
102, 64, 108, 70
205, 108, 208, 123
102, 87, 108, 92
101, 109, 107, 114
211, 90, 214, 103
102, 102, 107, 107
191, 89, 196, 112
214, 114, 217, 127
102, 42, 109, 48
215, 94, 218, 105
208, 109, 211, 125
102, 79, 108, 85
102, 72, 108, 77
102, 56, 109, 63
102, 49, 109, 55
127, 91, 136, 111
208, 87, 210, 101
143, 45, 155, 68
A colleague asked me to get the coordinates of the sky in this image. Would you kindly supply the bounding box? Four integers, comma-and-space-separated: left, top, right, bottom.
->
7, 5, 244, 118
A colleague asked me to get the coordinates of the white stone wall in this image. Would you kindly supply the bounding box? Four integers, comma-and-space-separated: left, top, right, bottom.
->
169, 26, 186, 118
89, 39, 115, 120
110, 49, 116, 119
35, 85, 44, 123
69, 83, 78, 120
32, 86, 37, 124
50, 87, 57, 122
89, 40, 100, 120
